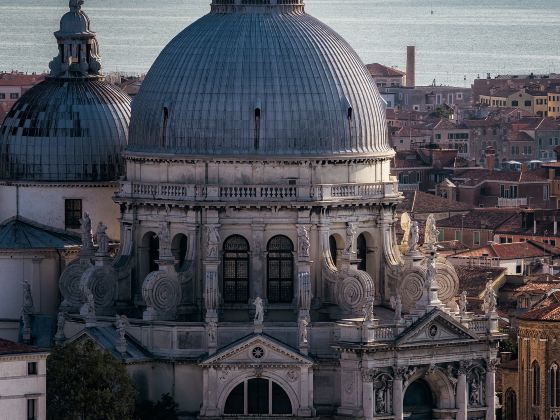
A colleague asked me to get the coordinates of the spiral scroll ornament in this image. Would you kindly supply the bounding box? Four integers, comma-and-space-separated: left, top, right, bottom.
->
400, 270, 425, 312
435, 260, 459, 304
80, 265, 117, 309
142, 271, 181, 320
59, 259, 93, 309
337, 270, 374, 313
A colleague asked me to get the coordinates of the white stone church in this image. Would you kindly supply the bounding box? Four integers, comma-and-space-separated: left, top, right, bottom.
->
0, 1, 502, 419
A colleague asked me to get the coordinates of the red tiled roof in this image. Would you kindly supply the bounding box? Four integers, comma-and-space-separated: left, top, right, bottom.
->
365, 63, 406, 78
0, 339, 47, 356
451, 240, 560, 260
455, 266, 507, 297
514, 279, 560, 296
398, 191, 471, 214
438, 209, 517, 230
519, 291, 560, 321
0, 72, 45, 87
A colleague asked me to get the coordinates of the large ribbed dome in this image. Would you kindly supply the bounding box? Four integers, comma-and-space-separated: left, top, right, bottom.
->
129, 1, 391, 158
0, 0, 131, 182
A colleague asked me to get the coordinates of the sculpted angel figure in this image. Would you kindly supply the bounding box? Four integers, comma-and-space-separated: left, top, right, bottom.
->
206, 225, 220, 259
482, 283, 497, 314
96, 222, 109, 254
459, 291, 468, 315
299, 318, 308, 344
424, 214, 439, 248
297, 226, 310, 258
390, 295, 402, 321
408, 221, 419, 253
115, 315, 129, 341
254, 297, 264, 325
80, 212, 93, 247
400, 212, 411, 247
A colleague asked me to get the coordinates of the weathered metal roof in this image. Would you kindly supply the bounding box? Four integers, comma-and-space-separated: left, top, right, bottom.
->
0, 0, 131, 182
128, 2, 390, 158
0, 218, 81, 250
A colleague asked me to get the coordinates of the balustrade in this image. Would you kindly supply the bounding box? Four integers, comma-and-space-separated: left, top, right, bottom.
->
120, 181, 398, 202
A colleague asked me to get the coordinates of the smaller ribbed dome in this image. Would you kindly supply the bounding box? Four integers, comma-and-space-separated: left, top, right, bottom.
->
0, 0, 131, 182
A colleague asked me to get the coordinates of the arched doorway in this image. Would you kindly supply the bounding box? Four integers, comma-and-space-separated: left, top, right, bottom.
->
223, 378, 292, 416
403, 379, 434, 420
504, 388, 517, 420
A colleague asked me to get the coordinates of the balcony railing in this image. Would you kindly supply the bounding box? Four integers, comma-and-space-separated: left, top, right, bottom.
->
497, 197, 528, 207
118, 181, 400, 202
398, 183, 420, 192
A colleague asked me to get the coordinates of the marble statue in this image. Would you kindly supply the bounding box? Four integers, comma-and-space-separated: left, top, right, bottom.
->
482, 283, 497, 315
253, 297, 264, 325
363, 296, 375, 323
459, 291, 468, 315
207, 321, 217, 344
408, 221, 419, 253
400, 212, 411, 247
96, 222, 109, 255
299, 318, 308, 344
115, 315, 129, 341
424, 214, 439, 249
206, 225, 220, 259
158, 222, 171, 258
345, 223, 357, 253
22, 280, 34, 315
80, 212, 92, 248
297, 226, 310, 258
390, 295, 402, 322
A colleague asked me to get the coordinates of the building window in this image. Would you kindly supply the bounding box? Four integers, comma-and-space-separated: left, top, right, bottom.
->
224, 378, 292, 415
0, 93, 5, 99
10, 92, 19, 100
551, 363, 560, 407
544, 185, 550, 201
504, 388, 517, 420
438, 228, 444, 242
64, 199, 82, 229
27, 362, 37, 375
223, 235, 250, 303
512, 100, 519, 107
525, 100, 532, 107
516, 260, 522, 274
266, 235, 294, 303
27, 399, 36, 420
455, 231, 462, 242
357, 233, 367, 271
532, 361, 540, 406
473, 231, 480, 246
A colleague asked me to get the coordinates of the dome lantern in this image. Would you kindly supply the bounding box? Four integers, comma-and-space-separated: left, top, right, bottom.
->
49, 0, 102, 79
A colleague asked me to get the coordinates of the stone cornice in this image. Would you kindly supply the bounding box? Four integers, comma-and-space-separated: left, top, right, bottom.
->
0, 180, 118, 189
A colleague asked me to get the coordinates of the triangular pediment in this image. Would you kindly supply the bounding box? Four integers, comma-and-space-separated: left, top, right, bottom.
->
201, 334, 313, 367
396, 309, 480, 346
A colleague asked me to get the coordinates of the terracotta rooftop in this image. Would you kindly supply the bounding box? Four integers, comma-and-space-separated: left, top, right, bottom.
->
0, 339, 47, 356
365, 63, 406, 78
398, 191, 471, 214
0, 72, 45, 87
452, 168, 548, 186
519, 290, 560, 321
451, 240, 560, 260
514, 277, 560, 296
437, 209, 517, 230
455, 266, 507, 297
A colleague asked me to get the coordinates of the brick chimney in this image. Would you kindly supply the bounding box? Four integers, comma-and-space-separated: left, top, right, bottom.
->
406, 46, 416, 88
485, 146, 496, 172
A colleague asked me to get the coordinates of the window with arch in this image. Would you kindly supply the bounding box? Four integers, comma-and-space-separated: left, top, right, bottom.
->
171, 234, 188, 272
223, 378, 292, 415
267, 235, 294, 303
329, 235, 338, 266
504, 388, 516, 420
551, 363, 560, 407
223, 235, 250, 303
357, 233, 367, 271
532, 361, 540, 406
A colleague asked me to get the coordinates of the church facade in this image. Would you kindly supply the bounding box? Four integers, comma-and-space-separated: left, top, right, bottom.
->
7, 1, 503, 419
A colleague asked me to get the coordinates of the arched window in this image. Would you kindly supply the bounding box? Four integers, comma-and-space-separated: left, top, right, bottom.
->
357, 233, 367, 271
224, 378, 292, 416
504, 388, 517, 420
551, 363, 560, 407
329, 235, 338, 266
532, 361, 540, 406
172, 234, 188, 272
267, 236, 294, 303
223, 235, 250, 303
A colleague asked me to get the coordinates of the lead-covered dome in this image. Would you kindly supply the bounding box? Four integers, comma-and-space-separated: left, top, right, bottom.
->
129, 0, 390, 158
0, 0, 131, 182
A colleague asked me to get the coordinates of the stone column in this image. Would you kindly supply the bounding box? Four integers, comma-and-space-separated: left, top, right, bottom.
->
485, 360, 498, 420
361, 370, 374, 420
457, 362, 468, 420
392, 368, 405, 420
251, 221, 265, 301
